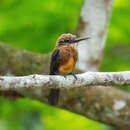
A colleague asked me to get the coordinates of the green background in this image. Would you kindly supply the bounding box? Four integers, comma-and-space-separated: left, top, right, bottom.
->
0, 0, 129, 130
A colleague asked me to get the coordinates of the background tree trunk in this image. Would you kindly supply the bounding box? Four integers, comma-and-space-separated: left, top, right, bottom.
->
76, 0, 113, 71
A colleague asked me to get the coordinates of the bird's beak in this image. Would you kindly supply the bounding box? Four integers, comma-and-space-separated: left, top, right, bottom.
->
70, 36, 90, 44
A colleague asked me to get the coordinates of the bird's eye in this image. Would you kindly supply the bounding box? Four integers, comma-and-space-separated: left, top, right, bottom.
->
64, 39, 70, 43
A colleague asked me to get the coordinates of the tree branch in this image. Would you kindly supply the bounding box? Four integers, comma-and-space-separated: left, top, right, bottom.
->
0, 71, 130, 90
0, 42, 50, 76
0, 43, 130, 129
0, 72, 130, 129
1, 0, 130, 129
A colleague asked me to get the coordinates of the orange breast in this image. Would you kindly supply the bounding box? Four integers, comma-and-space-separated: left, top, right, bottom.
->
59, 56, 75, 75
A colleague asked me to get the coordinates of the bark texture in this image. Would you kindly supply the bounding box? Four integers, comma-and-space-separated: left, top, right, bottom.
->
0, 72, 130, 128
0, 42, 50, 76
76, 0, 113, 71
0, 72, 130, 90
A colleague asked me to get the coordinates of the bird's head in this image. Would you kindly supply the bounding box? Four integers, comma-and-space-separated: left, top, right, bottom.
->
56, 33, 90, 47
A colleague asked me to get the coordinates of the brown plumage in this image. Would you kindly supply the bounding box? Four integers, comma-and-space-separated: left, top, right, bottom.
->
48, 33, 90, 105
56, 45, 78, 75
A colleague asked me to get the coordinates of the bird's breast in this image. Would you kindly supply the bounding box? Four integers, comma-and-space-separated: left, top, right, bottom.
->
59, 56, 75, 75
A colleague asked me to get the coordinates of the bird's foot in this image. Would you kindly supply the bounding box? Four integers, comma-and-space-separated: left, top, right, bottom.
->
69, 73, 77, 80
63, 75, 67, 79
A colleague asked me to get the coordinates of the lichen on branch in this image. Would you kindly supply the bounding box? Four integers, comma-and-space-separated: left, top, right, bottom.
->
0, 71, 130, 90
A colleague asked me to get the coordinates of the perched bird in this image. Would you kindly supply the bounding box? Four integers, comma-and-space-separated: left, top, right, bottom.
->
48, 33, 90, 105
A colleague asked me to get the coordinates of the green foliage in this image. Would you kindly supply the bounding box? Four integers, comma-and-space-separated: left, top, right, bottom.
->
100, 44, 130, 72
100, 0, 130, 71
100, 0, 130, 93
0, 0, 129, 130
0, 98, 109, 130
0, 0, 82, 53
107, 0, 130, 47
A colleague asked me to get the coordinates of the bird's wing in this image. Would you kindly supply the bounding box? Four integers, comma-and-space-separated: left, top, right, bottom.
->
50, 49, 60, 75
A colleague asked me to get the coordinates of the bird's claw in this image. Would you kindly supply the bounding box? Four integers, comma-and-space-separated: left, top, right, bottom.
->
63, 73, 77, 80
69, 73, 77, 80
63, 75, 67, 79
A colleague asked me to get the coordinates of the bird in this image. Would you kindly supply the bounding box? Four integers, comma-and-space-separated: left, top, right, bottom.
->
48, 33, 90, 105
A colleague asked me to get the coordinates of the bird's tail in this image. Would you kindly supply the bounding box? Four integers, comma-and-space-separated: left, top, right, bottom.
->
48, 72, 59, 105
48, 88, 59, 105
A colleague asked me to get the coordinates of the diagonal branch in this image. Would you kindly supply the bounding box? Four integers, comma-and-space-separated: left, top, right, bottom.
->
0, 42, 51, 76
0, 71, 130, 90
